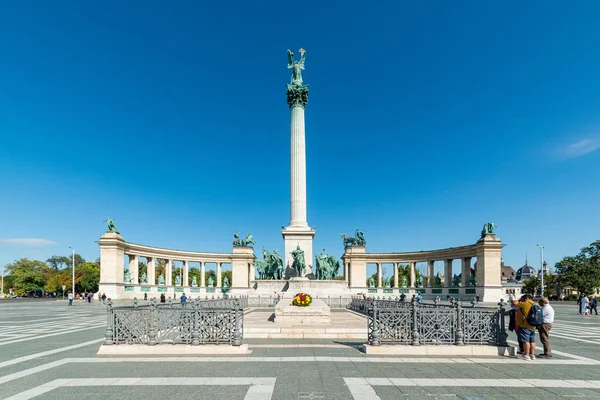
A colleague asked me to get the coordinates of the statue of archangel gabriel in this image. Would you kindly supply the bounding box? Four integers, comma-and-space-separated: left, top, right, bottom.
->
287, 48, 306, 86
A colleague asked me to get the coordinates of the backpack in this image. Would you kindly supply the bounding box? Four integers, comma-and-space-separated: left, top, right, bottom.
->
527, 303, 543, 327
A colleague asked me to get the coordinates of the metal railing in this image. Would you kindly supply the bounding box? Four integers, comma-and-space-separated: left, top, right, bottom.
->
104, 297, 244, 346
365, 297, 508, 347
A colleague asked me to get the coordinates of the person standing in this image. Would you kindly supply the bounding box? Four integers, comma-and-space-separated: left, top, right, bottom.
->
160, 293, 166, 304
512, 294, 537, 360
68, 292, 73, 306
101, 293, 107, 305
180, 293, 187, 304
580, 294, 589, 316
590, 296, 598, 315
537, 297, 554, 358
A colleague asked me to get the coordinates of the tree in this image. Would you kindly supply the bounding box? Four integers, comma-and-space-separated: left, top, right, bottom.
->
5, 258, 48, 296
222, 269, 232, 286
46, 254, 85, 270
205, 269, 217, 286
138, 262, 147, 281
76, 262, 100, 293
189, 267, 201, 285
555, 241, 600, 295
522, 276, 541, 296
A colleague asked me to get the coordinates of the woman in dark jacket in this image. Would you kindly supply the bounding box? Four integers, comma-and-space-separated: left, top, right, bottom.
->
160, 293, 166, 303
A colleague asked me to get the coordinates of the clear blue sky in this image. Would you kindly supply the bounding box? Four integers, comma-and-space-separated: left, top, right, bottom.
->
1, 1, 599, 273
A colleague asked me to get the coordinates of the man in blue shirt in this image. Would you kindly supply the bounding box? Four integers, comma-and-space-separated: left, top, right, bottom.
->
180, 293, 187, 304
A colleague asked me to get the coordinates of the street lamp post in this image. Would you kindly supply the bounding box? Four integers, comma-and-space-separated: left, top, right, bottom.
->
1, 265, 4, 298
69, 247, 75, 297
537, 244, 545, 297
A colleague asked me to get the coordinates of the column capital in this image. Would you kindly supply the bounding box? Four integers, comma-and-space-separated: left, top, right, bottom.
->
286, 84, 309, 108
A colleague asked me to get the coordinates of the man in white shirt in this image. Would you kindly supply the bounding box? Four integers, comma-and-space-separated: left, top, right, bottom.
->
538, 297, 554, 358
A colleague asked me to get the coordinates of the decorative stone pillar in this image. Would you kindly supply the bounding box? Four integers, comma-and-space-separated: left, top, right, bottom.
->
376, 263, 382, 288
200, 262, 205, 288
281, 73, 314, 274
98, 232, 126, 299
475, 234, 505, 302
461, 257, 471, 287
410, 262, 416, 288
232, 246, 254, 288
129, 255, 139, 284
147, 257, 155, 285
343, 246, 366, 289
183, 260, 189, 287
344, 262, 349, 282
444, 259, 453, 287
165, 260, 172, 286
216, 262, 222, 288
393, 262, 399, 288
427, 260, 435, 287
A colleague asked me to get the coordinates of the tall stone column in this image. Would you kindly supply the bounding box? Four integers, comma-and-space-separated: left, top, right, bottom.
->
98, 231, 125, 299
376, 263, 382, 288
410, 262, 416, 288
129, 255, 139, 284
393, 262, 399, 288
344, 262, 349, 282
166, 260, 172, 286
200, 262, 205, 288
216, 262, 222, 288
461, 257, 471, 287
444, 259, 453, 287
183, 260, 189, 287
281, 77, 315, 274
147, 257, 155, 285
427, 260, 435, 287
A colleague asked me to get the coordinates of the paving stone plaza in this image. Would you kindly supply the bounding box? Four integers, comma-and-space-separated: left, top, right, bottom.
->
2, 299, 600, 399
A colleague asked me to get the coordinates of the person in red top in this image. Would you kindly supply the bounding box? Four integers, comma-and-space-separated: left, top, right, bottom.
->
512, 294, 537, 361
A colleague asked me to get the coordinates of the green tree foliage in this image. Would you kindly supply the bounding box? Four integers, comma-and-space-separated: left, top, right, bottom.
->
205, 269, 217, 285
554, 240, 600, 295
5, 258, 48, 296
138, 262, 147, 281
155, 259, 166, 280
522, 276, 541, 296
46, 254, 85, 270
4, 255, 99, 296
189, 267, 201, 285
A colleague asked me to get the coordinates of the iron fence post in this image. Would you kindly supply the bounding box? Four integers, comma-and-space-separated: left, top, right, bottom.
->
411, 297, 420, 346
455, 300, 464, 346
148, 299, 157, 346
498, 300, 508, 346
191, 300, 200, 346
104, 300, 114, 345
369, 302, 380, 346
133, 297, 138, 308
233, 299, 242, 346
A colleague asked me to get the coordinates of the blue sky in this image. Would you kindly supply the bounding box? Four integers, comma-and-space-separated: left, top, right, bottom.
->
1, 1, 599, 274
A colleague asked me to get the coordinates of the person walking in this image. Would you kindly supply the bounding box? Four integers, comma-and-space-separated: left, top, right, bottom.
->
101, 293, 107, 305
537, 297, 554, 358
512, 294, 538, 360
590, 296, 598, 315
273, 291, 280, 306
68, 292, 73, 306
580, 294, 589, 316
160, 293, 166, 304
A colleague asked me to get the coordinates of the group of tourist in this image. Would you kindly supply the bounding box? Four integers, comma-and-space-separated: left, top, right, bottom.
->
577, 293, 598, 315
510, 295, 554, 360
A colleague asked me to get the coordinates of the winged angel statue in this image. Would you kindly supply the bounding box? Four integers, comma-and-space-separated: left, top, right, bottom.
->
287, 48, 306, 86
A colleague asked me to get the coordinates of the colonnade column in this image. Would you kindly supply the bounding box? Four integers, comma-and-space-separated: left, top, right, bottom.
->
165, 260, 173, 286
248, 262, 254, 284
410, 262, 416, 288
216, 262, 222, 288
461, 257, 471, 287
147, 257, 155, 285
129, 255, 139, 284
200, 262, 206, 288
376, 263, 382, 288
183, 260, 189, 287
344, 262, 349, 281
427, 260, 435, 287
444, 259, 452, 287
393, 262, 399, 288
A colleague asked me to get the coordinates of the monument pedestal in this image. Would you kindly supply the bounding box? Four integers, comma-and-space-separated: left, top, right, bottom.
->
275, 299, 330, 324
282, 227, 315, 276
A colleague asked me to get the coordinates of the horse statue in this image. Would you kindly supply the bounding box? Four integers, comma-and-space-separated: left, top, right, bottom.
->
481, 222, 498, 237
233, 232, 255, 247
341, 229, 366, 247
255, 259, 267, 279
241, 234, 255, 247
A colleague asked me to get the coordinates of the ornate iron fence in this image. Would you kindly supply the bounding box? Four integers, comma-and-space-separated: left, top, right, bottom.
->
104, 298, 243, 346
368, 298, 508, 346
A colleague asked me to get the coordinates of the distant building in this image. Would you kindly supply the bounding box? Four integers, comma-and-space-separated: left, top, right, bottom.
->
515, 259, 537, 282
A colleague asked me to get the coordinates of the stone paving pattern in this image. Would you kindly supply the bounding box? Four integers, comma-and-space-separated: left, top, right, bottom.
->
1, 299, 600, 399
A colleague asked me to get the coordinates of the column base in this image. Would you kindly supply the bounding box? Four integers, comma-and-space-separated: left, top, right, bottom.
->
281, 227, 315, 276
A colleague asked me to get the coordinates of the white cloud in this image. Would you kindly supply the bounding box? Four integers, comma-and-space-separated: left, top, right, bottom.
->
561, 138, 600, 158
0, 238, 58, 247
